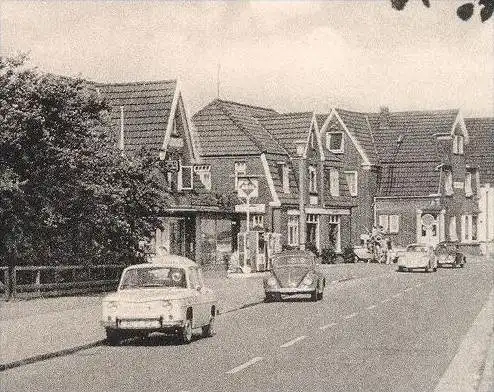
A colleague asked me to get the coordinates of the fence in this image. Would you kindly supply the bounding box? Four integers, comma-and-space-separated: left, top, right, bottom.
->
4, 264, 126, 299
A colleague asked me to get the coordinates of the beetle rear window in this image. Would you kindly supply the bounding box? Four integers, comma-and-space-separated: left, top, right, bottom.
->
120, 267, 187, 289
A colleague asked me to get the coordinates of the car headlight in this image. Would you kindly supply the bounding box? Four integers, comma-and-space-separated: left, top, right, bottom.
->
302, 276, 313, 286
106, 301, 118, 310
267, 277, 277, 287
162, 300, 173, 309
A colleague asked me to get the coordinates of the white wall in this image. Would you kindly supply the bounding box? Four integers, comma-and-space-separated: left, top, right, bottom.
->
479, 184, 494, 242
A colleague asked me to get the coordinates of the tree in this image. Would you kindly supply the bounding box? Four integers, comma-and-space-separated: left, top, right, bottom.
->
0, 55, 169, 268
391, 0, 494, 22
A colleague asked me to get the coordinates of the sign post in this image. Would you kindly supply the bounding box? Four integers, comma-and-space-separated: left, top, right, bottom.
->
237, 176, 259, 272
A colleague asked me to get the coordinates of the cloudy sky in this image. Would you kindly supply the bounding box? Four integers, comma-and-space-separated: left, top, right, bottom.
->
1, 1, 493, 116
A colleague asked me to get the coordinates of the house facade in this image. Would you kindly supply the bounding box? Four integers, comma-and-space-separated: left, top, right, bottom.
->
465, 117, 494, 246
319, 107, 481, 252
192, 99, 354, 266
97, 81, 239, 266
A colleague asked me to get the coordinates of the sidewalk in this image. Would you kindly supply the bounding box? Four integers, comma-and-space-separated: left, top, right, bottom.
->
0, 262, 438, 370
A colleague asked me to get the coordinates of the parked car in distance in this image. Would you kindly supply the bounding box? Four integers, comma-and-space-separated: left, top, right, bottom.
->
397, 243, 437, 272
434, 241, 466, 268
101, 255, 217, 345
264, 249, 325, 302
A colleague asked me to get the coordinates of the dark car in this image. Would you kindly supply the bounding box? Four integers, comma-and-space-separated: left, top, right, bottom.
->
434, 241, 466, 268
263, 249, 325, 302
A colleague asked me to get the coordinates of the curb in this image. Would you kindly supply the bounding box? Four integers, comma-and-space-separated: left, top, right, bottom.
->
0, 339, 106, 372
477, 326, 494, 392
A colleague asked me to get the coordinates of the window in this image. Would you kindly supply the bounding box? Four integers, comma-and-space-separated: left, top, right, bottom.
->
306, 214, 320, 251
328, 215, 341, 252
461, 214, 478, 242
194, 165, 211, 191
465, 172, 472, 197
234, 162, 246, 190
445, 170, 453, 195
288, 216, 299, 246
330, 168, 339, 196
378, 215, 400, 234
327, 132, 344, 152
449, 217, 458, 241
251, 215, 264, 228
178, 165, 193, 190
309, 165, 317, 193
453, 135, 464, 154
344, 171, 358, 196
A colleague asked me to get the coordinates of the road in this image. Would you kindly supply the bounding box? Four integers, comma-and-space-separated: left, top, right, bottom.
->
1, 258, 492, 392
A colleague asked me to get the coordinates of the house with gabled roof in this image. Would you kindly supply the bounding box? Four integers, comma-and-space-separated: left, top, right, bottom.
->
318, 108, 381, 245
96, 80, 240, 265
320, 106, 481, 251
465, 117, 494, 244
192, 99, 354, 266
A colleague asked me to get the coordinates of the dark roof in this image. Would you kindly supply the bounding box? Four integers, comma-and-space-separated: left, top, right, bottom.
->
316, 114, 328, 130
378, 162, 440, 197
335, 109, 378, 164
97, 80, 177, 153
465, 117, 494, 184
192, 99, 284, 156
257, 112, 314, 157
365, 109, 458, 197
368, 109, 458, 164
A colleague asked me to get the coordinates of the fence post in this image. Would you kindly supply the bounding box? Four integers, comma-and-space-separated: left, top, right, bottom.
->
36, 269, 41, 297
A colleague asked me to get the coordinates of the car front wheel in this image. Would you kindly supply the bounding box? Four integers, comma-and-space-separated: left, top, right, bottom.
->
202, 315, 215, 338
106, 329, 123, 346
180, 319, 193, 344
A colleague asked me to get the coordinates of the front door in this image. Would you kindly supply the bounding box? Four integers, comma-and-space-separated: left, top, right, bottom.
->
419, 213, 439, 246
169, 219, 186, 256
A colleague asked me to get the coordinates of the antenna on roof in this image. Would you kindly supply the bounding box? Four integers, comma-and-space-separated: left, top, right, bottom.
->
216, 63, 221, 99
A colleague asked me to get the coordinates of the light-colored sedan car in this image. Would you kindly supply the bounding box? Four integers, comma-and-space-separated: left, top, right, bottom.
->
397, 243, 437, 272
263, 249, 325, 302
102, 255, 217, 345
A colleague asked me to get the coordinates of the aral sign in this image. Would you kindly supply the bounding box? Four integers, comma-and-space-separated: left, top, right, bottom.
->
237, 176, 259, 199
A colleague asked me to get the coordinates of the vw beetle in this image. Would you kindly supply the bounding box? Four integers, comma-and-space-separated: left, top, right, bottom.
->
263, 249, 325, 302
101, 255, 217, 345
434, 241, 466, 268
397, 243, 437, 272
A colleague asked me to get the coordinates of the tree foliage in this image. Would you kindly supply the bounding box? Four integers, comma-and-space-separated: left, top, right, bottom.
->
0, 55, 169, 266
391, 0, 493, 22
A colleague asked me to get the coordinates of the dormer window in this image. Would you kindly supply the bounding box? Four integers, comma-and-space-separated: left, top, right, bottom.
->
465, 172, 472, 197
194, 165, 212, 191
453, 135, 464, 155
327, 132, 344, 153
171, 119, 179, 137
309, 165, 317, 193
444, 170, 453, 195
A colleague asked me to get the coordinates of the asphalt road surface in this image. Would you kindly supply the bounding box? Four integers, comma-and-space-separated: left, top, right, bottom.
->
2, 258, 492, 392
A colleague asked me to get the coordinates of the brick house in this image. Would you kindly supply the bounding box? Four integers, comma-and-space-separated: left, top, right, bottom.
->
192, 99, 354, 261
97, 81, 239, 266
465, 117, 494, 245
319, 107, 480, 251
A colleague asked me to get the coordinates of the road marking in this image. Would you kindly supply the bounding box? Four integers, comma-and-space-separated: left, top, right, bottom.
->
280, 336, 307, 348
343, 312, 357, 320
381, 298, 391, 303
366, 304, 377, 310
226, 357, 264, 374
320, 322, 337, 330
392, 293, 401, 298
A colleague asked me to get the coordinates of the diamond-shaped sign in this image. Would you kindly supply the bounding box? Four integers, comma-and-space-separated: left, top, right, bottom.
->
237, 177, 258, 199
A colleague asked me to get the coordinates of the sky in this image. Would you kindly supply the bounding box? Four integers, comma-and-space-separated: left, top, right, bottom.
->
0, 0, 493, 117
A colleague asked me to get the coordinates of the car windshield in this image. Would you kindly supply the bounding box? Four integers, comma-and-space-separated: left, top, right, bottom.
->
407, 245, 428, 253
119, 267, 187, 289
272, 254, 314, 267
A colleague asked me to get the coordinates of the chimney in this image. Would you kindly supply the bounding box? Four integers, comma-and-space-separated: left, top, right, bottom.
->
379, 106, 390, 129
